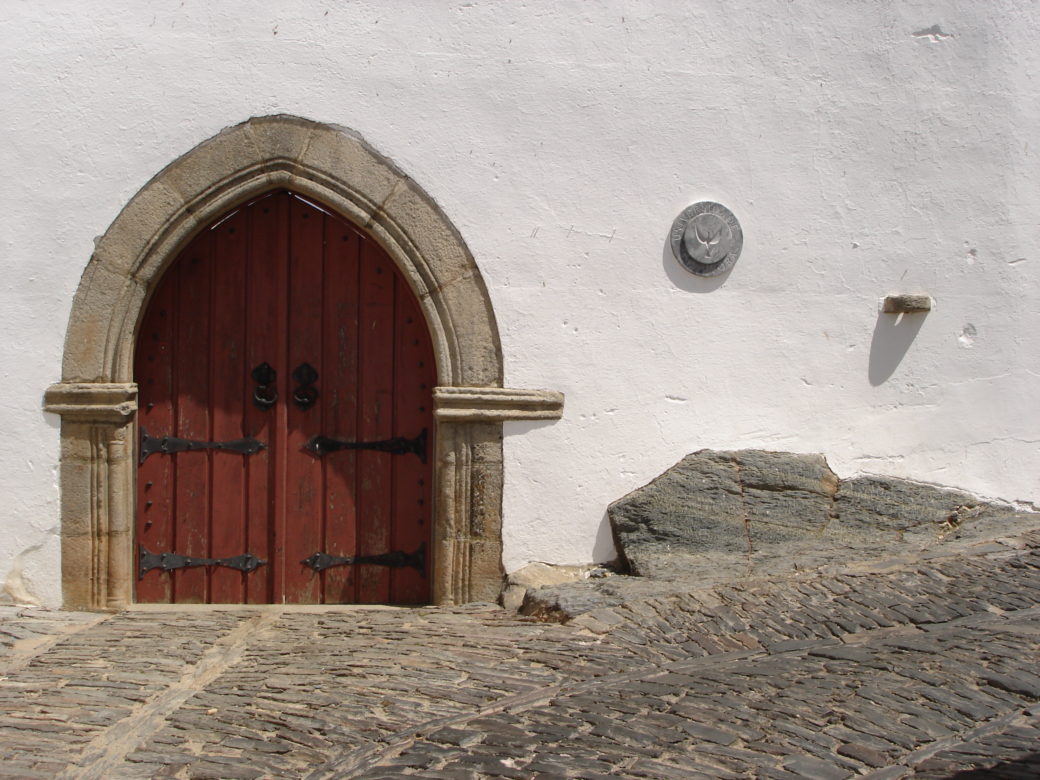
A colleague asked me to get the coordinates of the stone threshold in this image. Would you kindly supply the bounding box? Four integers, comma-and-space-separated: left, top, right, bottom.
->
123, 603, 420, 613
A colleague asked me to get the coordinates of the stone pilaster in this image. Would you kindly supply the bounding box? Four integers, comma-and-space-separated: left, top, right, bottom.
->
432, 387, 563, 604
45, 383, 137, 610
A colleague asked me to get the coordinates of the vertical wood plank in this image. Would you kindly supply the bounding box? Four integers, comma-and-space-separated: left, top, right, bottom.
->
321, 219, 361, 603
283, 195, 326, 603
356, 236, 395, 603
135, 276, 176, 603
390, 282, 436, 604
172, 232, 212, 602
245, 192, 288, 604
208, 207, 249, 603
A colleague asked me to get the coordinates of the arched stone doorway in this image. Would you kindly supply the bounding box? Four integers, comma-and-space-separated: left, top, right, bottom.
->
44, 115, 563, 610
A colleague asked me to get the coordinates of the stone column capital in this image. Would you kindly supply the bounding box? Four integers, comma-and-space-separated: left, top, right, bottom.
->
44, 382, 138, 424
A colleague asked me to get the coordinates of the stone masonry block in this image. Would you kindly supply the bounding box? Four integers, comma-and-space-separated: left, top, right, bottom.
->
297, 123, 403, 218
93, 180, 187, 278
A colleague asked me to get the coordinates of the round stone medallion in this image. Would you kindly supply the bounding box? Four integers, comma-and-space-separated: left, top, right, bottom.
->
670, 201, 743, 277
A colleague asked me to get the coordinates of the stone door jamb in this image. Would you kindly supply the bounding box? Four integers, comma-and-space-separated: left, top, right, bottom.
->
44, 115, 563, 610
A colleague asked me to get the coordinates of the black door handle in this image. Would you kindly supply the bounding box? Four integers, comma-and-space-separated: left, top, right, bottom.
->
292, 362, 319, 410
251, 362, 278, 410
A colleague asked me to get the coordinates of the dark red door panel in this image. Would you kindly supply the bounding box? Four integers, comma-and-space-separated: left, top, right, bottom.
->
135, 191, 434, 604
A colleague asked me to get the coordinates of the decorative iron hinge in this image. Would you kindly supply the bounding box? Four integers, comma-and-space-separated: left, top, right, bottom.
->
139, 428, 266, 464
301, 543, 426, 574
303, 428, 427, 463
138, 545, 266, 579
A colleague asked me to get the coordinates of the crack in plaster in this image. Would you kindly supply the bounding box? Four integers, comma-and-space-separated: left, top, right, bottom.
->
1, 544, 44, 606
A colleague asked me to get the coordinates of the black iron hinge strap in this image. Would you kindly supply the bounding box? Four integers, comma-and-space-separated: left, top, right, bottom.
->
138, 545, 266, 579
139, 428, 266, 464
301, 543, 425, 575
303, 428, 427, 463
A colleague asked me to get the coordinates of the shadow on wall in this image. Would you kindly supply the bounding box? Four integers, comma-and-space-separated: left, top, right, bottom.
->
593, 510, 618, 564
868, 311, 928, 385
660, 238, 733, 292
502, 419, 557, 438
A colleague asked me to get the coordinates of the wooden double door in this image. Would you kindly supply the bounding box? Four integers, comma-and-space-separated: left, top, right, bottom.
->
135, 191, 435, 604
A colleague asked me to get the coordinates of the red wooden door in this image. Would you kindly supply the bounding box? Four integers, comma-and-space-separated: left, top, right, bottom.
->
135, 191, 435, 604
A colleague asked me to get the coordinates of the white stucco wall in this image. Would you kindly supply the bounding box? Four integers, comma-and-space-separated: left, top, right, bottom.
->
2, 1, 1038, 604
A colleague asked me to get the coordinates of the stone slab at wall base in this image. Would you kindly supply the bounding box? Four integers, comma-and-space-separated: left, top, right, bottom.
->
45, 116, 563, 610
500, 562, 613, 612
520, 449, 1040, 621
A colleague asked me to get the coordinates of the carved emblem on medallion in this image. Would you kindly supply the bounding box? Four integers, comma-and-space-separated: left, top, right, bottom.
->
670, 202, 743, 277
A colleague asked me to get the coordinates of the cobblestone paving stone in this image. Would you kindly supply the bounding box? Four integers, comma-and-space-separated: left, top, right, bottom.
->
0, 607, 103, 669
0, 530, 1037, 778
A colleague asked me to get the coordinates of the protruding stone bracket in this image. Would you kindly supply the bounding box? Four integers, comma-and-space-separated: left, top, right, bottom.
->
434, 387, 564, 423
43, 383, 138, 423
881, 294, 933, 314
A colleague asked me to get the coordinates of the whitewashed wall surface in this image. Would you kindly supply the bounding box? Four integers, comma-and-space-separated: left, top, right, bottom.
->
2, 1, 1038, 606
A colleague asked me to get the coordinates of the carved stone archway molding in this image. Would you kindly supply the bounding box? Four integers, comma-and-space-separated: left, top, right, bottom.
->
44, 115, 563, 610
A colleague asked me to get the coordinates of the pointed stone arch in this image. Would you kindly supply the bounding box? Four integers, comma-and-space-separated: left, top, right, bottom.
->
45, 116, 563, 610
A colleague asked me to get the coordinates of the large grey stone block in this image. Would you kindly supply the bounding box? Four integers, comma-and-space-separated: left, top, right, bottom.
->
834, 476, 1017, 532
523, 449, 1040, 621
609, 450, 837, 577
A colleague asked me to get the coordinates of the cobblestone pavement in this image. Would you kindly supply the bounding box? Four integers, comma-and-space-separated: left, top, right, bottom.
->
1, 531, 1038, 779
